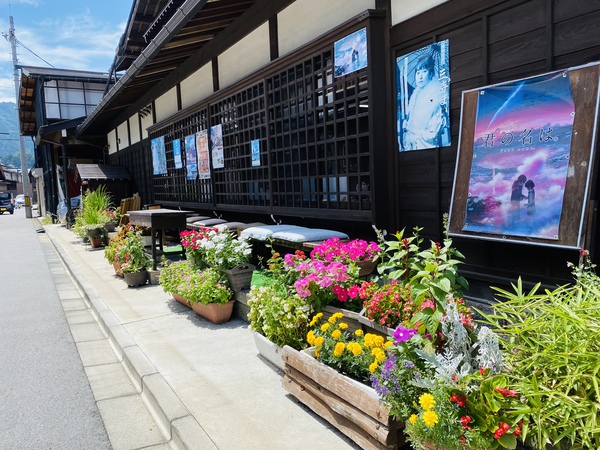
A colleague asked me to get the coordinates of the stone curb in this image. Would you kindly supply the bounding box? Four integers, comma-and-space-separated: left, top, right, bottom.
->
44, 225, 212, 450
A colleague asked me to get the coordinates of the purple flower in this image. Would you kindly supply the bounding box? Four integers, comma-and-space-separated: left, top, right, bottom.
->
404, 361, 415, 369
393, 326, 417, 343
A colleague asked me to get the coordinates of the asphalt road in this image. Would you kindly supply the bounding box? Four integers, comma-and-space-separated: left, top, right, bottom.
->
0, 207, 111, 449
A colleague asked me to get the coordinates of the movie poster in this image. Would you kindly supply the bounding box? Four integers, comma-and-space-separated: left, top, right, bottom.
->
196, 129, 211, 179
463, 70, 575, 240
210, 124, 224, 169
151, 136, 167, 175
334, 28, 367, 77
251, 139, 260, 167
172, 139, 183, 169
397, 40, 450, 151
184, 134, 198, 180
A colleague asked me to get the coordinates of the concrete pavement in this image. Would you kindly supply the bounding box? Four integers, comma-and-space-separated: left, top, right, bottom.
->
43, 222, 360, 450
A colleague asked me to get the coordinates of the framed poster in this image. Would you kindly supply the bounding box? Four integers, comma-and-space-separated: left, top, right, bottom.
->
448, 63, 600, 249
397, 40, 450, 151
196, 129, 211, 179
151, 136, 167, 175
184, 134, 198, 180
251, 139, 260, 167
172, 138, 183, 169
210, 124, 224, 169
334, 28, 367, 77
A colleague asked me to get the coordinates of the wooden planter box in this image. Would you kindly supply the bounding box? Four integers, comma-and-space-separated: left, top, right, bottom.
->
358, 309, 396, 338
322, 305, 362, 335
281, 346, 404, 450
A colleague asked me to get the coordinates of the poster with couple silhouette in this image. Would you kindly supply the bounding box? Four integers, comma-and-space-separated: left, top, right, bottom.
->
463, 70, 575, 240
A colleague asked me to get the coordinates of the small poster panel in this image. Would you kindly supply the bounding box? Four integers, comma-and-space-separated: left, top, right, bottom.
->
172, 139, 183, 169
463, 70, 575, 240
397, 40, 451, 151
196, 129, 211, 179
184, 134, 198, 180
251, 139, 260, 167
334, 28, 367, 77
210, 124, 224, 169
151, 136, 167, 175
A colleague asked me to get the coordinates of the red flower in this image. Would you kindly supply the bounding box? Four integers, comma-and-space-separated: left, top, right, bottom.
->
500, 422, 511, 432
459, 416, 472, 428
495, 387, 518, 398
449, 393, 467, 407
480, 367, 486, 376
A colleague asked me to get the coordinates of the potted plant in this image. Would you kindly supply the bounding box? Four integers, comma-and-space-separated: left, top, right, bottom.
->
180, 227, 216, 268
117, 229, 152, 287
247, 282, 313, 370
309, 236, 382, 277
183, 267, 234, 324
479, 250, 600, 450
281, 311, 405, 450
104, 225, 129, 276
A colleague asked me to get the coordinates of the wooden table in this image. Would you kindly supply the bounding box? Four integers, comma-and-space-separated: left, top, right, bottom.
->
128, 209, 191, 269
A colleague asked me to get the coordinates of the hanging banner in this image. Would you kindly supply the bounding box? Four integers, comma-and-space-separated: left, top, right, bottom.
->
463, 70, 575, 240
397, 40, 451, 151
184, 134, 198, 180
334, 28, 367, 77
210, 124, 224, 169
196, 129, 211, 179
151, 136, 167, 175
251, 139, 260, 167
172, 138, 183, 169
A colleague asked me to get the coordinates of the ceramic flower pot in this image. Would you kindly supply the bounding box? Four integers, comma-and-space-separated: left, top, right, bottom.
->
221, 263, 255, 292
190, 300, 235, 324
123, 270, 148, 287
356, 259, 377, 277
252, 331, 285, 371
104, 221, 116, 232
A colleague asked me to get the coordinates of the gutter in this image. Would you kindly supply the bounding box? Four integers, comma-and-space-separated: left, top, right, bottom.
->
77, 0, 209, 137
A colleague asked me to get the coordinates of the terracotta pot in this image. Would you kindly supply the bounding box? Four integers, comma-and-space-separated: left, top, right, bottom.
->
190, 300, 235, 324
90, 237, 104, 248
172, 293, 191, 308
123, 270, 148, 287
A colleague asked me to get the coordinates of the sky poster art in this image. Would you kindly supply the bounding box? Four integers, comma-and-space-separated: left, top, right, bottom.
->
251, 139, 260, 167
196, 129, 211, 179
184, 134, 198, 180
210, 124, 224, 169
463, 70, 575, 240
334, 28, 367, 77
151, 136, 167, 175
172, 138, 183, 169
397, 40, 450, 151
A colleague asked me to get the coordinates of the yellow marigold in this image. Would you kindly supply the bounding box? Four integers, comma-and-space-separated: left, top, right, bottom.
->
315, 348, 320, 358
333, 342, 345, 357
369, 362, 378, 373
422, 410, 439, 428
373, 349, 386, 362
419, 393, 436, 411
307, 330, 315, 345
320, 323, 330, 332
328, 315, 337, 324
373, 335, 384, 348
355, 329, 364, 337
314, 336, 324, 347
349, 342, 363, 356
331, 329, 342, 340
409, 414, 418, 425
363, 334, 374, 348
338, 322, 348, 330
384, 340, 393, 348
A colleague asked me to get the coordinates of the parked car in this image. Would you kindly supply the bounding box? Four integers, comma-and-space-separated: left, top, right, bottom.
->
14, 194, 25, 208
0, 192, 14, 214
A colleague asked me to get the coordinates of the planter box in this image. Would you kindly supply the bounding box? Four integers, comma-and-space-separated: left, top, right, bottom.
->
190, 300, 235, 324
252, 331, 285, 371
172, 293, 191, 308
322, 305, 362, 335
281, 346, 404, 450
358, 309, 396, 338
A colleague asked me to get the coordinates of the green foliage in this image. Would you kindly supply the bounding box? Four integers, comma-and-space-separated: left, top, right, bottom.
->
159, 260, 194, 296
480, 260, 600, 449
184, 267, 232, 305
116, 229, 152, 273
247, 282, 312, 350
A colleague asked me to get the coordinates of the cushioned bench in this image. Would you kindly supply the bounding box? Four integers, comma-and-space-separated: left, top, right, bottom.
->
240, 224, 349, 250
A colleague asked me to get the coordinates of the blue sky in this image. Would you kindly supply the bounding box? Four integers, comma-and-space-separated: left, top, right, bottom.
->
0, 0, 132, 103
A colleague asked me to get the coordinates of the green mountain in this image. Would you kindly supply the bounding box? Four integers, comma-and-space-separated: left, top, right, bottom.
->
0, 101, 35, 168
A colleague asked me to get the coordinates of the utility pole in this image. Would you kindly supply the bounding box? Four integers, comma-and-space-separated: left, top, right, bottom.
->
9, 16, 32, 218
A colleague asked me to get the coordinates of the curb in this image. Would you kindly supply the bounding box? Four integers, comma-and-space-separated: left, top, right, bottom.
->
45, 226, 215, 450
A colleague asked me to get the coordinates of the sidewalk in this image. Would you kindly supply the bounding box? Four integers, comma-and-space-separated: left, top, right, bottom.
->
44, 223, 360, 450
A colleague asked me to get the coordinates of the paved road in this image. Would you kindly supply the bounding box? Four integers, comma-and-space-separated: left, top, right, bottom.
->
0, 208, 111, 449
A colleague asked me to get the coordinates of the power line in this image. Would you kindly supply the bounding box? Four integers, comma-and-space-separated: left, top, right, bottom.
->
15, 37, 55, 68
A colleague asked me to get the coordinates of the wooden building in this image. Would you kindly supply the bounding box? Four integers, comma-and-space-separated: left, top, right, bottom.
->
75, 0, 600, 304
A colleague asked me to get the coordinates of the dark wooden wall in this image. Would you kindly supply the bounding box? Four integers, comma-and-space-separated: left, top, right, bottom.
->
388, 0, 600, 301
